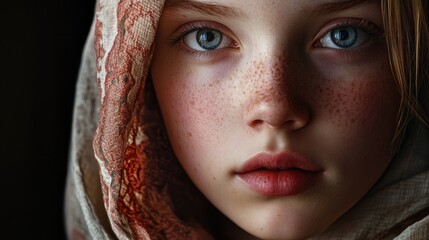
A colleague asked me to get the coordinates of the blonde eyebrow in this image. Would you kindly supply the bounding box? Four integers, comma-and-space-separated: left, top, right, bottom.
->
164, 0, 245, 18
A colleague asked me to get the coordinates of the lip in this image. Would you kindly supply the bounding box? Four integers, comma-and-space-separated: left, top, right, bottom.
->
236, 151, 323, 197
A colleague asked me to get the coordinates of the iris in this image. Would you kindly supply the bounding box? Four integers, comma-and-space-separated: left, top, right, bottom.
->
196, 29, 223, 50
330, 27, 358, 48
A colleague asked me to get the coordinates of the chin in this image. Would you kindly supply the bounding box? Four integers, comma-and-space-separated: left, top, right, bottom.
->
229, 206, 331, 240
245, 223, 326, 240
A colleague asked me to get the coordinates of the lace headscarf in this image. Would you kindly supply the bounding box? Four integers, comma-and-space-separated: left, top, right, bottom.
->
65, 0, 212, 239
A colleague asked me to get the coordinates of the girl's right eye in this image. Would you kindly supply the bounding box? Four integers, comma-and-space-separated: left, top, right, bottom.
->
182, 28, 234, 51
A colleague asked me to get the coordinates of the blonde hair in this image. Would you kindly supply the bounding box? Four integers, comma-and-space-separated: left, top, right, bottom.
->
381, 0, 429, 150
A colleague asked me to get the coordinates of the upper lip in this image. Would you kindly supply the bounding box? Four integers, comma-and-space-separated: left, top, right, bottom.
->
236, 151, 322, 173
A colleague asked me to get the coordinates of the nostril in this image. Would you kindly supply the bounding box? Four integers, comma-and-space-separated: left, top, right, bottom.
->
285, 120, 298, 130
249, 119, 264, 128
284, 117, 309, 130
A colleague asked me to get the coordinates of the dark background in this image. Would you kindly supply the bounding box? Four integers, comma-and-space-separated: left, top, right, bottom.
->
1, 1, 96, 239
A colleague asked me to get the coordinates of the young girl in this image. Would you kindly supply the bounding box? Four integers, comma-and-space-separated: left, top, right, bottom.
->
64, 0, 429, 239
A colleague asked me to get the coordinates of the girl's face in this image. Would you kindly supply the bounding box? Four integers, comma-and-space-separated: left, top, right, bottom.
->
151, 0, 399, 238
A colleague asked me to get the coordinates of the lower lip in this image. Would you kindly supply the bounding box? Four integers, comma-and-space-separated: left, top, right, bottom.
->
238, 169, 321, 196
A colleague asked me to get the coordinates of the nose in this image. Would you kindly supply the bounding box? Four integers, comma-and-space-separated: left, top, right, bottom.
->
243, 57, 310, 131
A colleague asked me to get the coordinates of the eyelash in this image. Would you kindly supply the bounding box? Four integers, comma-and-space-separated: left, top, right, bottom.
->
170, 22, 210, 44
169, 21, 238, 58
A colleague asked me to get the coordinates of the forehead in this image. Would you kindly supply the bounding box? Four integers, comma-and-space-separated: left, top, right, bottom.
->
164, 0, 376, 18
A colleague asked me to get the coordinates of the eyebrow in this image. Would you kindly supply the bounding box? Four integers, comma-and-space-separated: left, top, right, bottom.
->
315, 0, 376, 13
163, 0, 376, 19
164, 0, 245, 18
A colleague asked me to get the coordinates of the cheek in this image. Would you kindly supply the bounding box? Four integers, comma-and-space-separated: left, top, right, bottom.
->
313, 69, 399, 139
305, 63, 400, 203
309, 64, 400, 182
152, 68, 230, 164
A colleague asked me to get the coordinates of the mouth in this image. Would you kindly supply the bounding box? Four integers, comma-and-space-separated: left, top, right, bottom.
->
235, 151, 323, 197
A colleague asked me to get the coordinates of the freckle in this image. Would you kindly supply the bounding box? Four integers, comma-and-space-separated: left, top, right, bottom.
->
260, 227, 263, 231
212, 176, 216, 181
197, 107, 204, 114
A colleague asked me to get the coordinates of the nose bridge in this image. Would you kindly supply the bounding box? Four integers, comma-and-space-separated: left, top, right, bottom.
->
242, 49, 309, 130
254, 52, 290, 102
246, 51, 293, 110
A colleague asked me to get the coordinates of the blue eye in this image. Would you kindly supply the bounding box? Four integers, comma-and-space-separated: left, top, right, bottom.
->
183, 28, 233, 51
196, 29, 222, 50
320, 26, 369, 49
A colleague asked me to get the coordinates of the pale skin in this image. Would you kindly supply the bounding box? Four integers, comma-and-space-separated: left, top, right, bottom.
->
151, 0, 400, 239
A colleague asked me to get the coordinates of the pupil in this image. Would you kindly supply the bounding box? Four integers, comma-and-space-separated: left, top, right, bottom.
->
202, 31, 215, 42
335, 29, 349, 41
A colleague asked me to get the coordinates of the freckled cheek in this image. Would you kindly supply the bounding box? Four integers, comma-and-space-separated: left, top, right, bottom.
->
314, 73, 399, 147
157, 79, 235, 186
307, 73, 399, 189
179, 91, 223, 132
158, 79, 229, 156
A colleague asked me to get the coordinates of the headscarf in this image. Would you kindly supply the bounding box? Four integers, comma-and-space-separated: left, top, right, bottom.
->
65, 0, 212, 239
64, 0, 429, 239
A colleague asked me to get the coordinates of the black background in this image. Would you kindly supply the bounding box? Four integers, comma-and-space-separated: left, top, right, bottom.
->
1, 1, 96, 239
